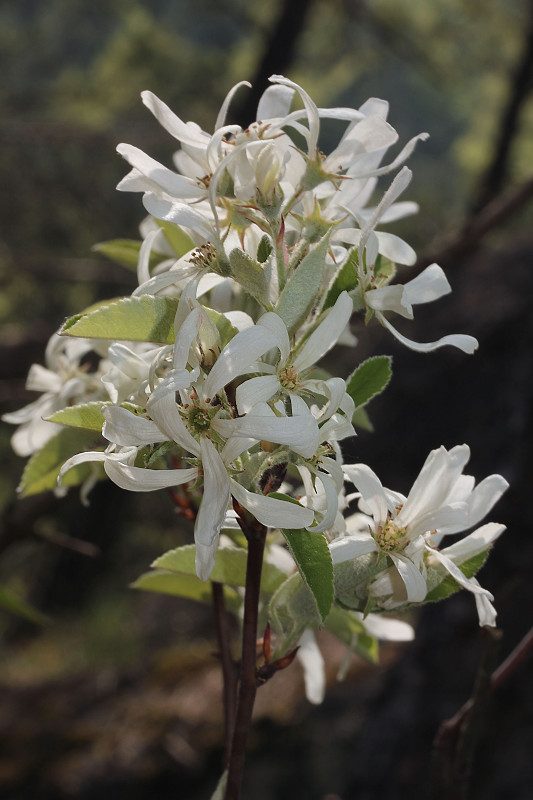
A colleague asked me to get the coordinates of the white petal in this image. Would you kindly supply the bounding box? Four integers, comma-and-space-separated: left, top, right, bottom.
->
360, 613, 415, 641
297, 630, 326, 705
440, 522, 506, 562
375, 231, 417, 266
236, 375, 280, 415
329, 533, 377, 564
229, 479, 315, 528
257, 84, 294, 120
102, 406, 167, 446
403, 263, 451, 306
399, 445, 470, 527
215, 81, 251, 130
343, 464, 390, 525
466, 475, 509, 527
105, 460, 197, 492
117, 143, 203, 199
141, 91, 211, 149
376, 311, 479, 354
359, 167, 412, 255
427, 546, 494, 599
257, 312, 290, 365
204, 326, 278, 399
389, 553, 428, 602
194, 438, 232, 581
293, 292, 353, 372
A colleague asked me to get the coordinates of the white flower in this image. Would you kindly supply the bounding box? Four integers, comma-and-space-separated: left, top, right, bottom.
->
330, 445, 508, 624
2, 333, 107, 456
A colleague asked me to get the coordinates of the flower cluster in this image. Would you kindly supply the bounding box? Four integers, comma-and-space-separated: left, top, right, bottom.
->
4, 75, 507, 669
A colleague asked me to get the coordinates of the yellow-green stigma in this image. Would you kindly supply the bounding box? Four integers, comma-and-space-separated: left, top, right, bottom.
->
375, 519, 407, 553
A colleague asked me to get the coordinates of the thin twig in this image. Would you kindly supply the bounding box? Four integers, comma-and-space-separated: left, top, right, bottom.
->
431, 625, 533, 799
225, 513, 267, 800
212, 581, 239, 764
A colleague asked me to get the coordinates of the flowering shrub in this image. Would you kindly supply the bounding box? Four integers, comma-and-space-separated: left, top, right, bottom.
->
4, 75, 508, 799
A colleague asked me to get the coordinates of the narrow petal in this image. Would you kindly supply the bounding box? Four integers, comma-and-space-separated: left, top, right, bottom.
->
466, 475, 509, 527
236, 375, 280, 415
106, 460, 198, 492
215, 81, 251, 130
257, 312, 290, 364
230, 479, 315, 528
293, 292, 353, 372
427, 546, 494, 599
116, 143, 203, 199
213, 413, 319, 459
377, 311, 479, 354
204, 326, 278, 399
329, 533, 377, 564
194, 438, 232, 580
360, 613, 415, 641
389, 552, 428, 602
343, 464, 390, 526
439, 522, 506, 562
141, 91, 211, 149
102, 406, 167, 446
297, 630, 326, 705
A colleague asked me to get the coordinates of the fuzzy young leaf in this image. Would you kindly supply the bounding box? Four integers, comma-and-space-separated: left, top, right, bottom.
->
324, 248, 359, 310
62, 295, 179, 343
281, 528, 334, 623
46, 401, 110, 431
257, 235, 273, 264
275, 232, 330, 334
228, 248, 270, 307
153, 543, 287, 593
346, 355, 392, 410
19, 428, 104, 497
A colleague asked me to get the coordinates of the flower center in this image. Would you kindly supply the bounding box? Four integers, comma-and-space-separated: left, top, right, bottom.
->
187, 405, 212, 435
278, 365, 300, 391
375, 519, 407, 553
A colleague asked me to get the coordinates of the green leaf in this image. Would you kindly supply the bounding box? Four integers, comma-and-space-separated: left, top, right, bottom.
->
153, 544, 287, 593
156, 219, 195, 256
19, 428, 104, 497
46, 401, 109, 431
132, 569, 241, 612
93, 239, 164, 272
351, 406, 374, 432
228, 248, 270, 307
323, 248, 359, 310
325, 605, 379, 664
346, 355, 392, 410
425, 549, 491, 603
0, 586, 51, 626
62, 295, 179, 343
281, 528, 334, 623
275, 232, 330, 334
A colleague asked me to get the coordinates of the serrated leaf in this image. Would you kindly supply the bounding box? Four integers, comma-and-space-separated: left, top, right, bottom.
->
228, 248, 270, 307
132, 569, 241, 612
275, 232, 330, 334
93, 239, 165, 272
156, 219, 195, 256
46, 401, 109, 431
425, 549, 491, 603
324, 248, 359, 310
346, 355, 392, 410
281, 528, 334, 623
153, 544, 287, 593
62, 295, 179, 343
0, 586, 51, 626
19, 428, 104, 497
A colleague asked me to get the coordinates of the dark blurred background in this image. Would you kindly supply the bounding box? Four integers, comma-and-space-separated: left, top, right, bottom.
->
1, 1, 532, 798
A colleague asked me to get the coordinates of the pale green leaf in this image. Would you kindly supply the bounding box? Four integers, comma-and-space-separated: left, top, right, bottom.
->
324, 605, 379, 664
93, 239, 164, 272
228, 248, 270, 307
281, 528, 334, 623
0, 586, 51, 626
153, 544, 287, 593
346, 355, 392, 410
19, 428, 104, 497
46, 401, 109, 431
351, 406, 374, 432
275, 232, 330, 334
132, 569, 241, 612
62, 295, 179, 343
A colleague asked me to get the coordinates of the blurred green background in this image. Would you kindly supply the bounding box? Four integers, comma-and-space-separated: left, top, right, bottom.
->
1, 1, 532, 798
